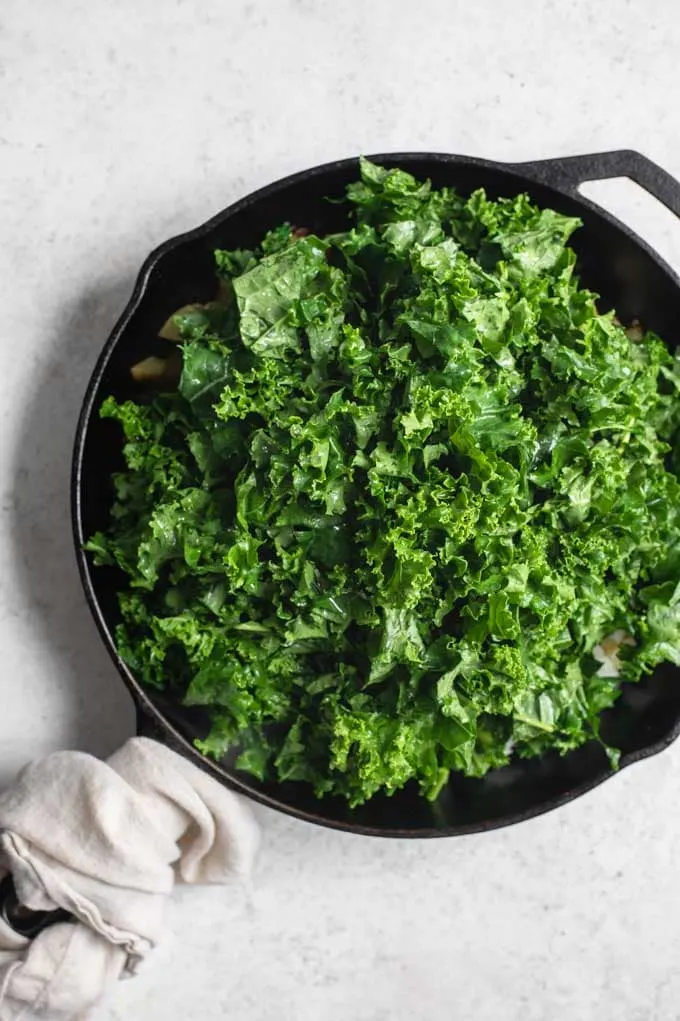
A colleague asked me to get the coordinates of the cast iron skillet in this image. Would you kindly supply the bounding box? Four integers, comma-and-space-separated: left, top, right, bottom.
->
73, 149, 680, 838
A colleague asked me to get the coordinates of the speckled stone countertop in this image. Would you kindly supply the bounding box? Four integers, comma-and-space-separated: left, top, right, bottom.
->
2, 2, 680, 1018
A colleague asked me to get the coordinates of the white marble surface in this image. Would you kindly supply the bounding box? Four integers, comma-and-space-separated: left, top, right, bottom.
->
2, 1, 680, 1018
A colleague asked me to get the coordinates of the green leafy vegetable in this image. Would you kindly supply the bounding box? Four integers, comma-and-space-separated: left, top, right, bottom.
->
86, 158, 680, 806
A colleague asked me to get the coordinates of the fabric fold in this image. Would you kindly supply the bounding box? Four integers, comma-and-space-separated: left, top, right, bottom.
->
0, 738, 259, 1020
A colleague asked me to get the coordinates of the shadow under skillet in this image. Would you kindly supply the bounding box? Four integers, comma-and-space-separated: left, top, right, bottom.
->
9, 277, 137, 769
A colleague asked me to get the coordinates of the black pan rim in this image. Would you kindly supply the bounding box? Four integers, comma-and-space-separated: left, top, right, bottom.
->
71, 149, 680, 837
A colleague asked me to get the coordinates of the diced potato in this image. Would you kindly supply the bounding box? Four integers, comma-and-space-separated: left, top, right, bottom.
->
130, 351, 182, 386
625, 318, 644, 342
158, 303, 206, 341
593, 629, 636, 678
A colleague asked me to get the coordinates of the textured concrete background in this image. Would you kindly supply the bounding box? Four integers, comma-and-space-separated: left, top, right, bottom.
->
2, 1, 680, 1018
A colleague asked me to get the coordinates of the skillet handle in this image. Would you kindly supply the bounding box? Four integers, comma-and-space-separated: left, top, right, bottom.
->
135, 704, 194, 760
136, 704, 166, 740
511, 149, 680, 219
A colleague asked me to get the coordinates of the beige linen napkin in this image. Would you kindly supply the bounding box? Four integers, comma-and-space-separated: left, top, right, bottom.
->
0, 737, 259, 1020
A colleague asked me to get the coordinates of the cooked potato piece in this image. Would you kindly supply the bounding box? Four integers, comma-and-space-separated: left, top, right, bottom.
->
158, 303, 207, 341
130, 351, 182, 386
158, 299, 228, 341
